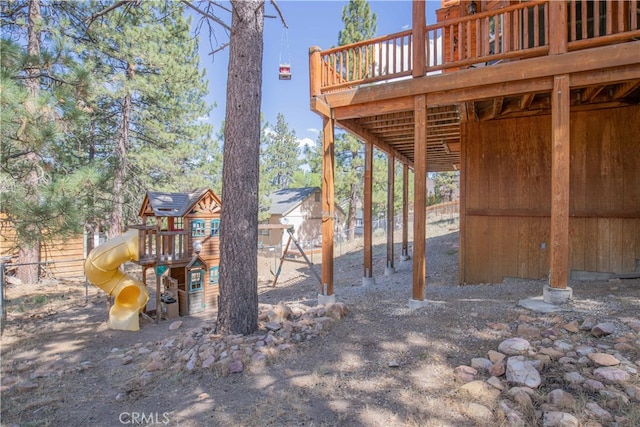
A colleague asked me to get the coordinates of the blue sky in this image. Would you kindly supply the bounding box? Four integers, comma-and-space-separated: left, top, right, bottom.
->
193, 1, 439, 147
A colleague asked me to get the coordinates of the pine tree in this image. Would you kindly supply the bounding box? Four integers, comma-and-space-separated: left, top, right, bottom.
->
1, 0, 95, 282
78, 0, 212, 235
216, 0, 265, 335
261, 113, 301, 190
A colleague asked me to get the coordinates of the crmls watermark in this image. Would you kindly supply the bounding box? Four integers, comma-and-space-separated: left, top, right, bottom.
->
119, 412, 172, 425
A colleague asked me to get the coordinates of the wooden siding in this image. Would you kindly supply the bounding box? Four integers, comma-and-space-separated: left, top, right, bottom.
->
41, 236, 85, 278
463, 106, 640, 283
1, 214, 86, 279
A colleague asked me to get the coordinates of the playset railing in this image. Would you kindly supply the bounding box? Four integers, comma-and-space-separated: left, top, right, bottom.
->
130, 225, 190, 265
309, 0, 640, 95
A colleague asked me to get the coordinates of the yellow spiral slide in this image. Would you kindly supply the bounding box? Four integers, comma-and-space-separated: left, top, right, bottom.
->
84, 229, 149, 331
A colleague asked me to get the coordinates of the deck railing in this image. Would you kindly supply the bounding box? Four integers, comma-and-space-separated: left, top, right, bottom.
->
310, 0, 640, 95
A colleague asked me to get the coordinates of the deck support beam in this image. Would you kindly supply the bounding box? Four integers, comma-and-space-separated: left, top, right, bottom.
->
321, 116, 335, 297
385, 154, 396, 276
401, 164, 410, 261
412, 94, 427, 301
363, 141, 374, 286
547, 74, 572, 303
412, 0, 426, 78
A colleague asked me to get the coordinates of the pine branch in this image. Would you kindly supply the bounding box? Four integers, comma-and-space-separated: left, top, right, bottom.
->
181, 0, 231, 32
270, 0, 287, 28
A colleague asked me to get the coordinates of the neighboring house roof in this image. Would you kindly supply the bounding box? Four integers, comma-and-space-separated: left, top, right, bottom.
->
266, 187, 319, 216
143, 189, 211, 217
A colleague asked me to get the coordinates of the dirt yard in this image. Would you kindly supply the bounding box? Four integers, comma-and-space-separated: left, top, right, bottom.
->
2, 220, 639, 427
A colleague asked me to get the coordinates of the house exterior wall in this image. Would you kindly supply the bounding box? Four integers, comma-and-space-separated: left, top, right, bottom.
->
264, 190, 345, 252
462, 105, 640, 283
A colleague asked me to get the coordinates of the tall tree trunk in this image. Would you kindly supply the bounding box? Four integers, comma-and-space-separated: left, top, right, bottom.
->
108, 69, 132, 238
217, 0, 264, 335
17, 0, 42, 284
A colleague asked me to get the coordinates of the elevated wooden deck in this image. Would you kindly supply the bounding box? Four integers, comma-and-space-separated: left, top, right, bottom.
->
309, 0, 640, 172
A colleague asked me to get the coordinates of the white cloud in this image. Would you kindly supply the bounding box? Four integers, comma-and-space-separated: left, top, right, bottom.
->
297, 137, 314, 149
401, 24, 410, 30
306, 128, 320, 135
196, 115, 209, 122
263, 127, 276, 138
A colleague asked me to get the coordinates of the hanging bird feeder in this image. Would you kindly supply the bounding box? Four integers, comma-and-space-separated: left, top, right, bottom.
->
279, 27, 291, 80
278, 64, 291, 80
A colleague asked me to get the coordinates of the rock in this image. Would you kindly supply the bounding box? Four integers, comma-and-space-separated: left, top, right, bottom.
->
169, 320, 183, 331
588, 353, 620, 367
489, 360, 506, 377
625, 385, 640, 401
540, 347, 565, 360
553, 340, 573, 352
458, 380, 501, 403
486, 376, 505, 391
548, 389, 576, 408
201, 355, 215, 369
583, 379, 605, 392
487, 350, 505, 364
454, 365, 477, 383
563, 321, 579, 333
265, 322, 281, 331
591, 322, 616, 337
228, 360, 244, 374
506, 356, 541, 388
543, 411, 579, 427
626, 320, 640, 332
575, 345, 596, 356
273, 302, 293, 321
580, 317, 598, 331
465, 402, 493, 421
146, 360, 163, 372
593, 367, 630, 383
388, 359, 400, 368
471, 357, 493, 372
517, 324, 540, 339
499, 338, 531, 355
564, 372, 586, 384
585, 402, 612, 421
510, 388, 533, 408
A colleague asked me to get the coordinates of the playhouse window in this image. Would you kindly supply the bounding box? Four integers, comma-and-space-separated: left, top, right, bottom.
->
173, 217, 184, 231
210, 219, 220, 237
189, 270, 203, 292
209, 266, 219, 284
191, 220, 205, 237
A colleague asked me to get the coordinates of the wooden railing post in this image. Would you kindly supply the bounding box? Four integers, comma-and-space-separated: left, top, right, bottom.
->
412, 0, 426, 77
309, 46, 322, 97
549, 0, 567, 54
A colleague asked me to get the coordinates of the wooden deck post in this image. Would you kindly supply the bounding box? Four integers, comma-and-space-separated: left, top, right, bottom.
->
363, 141, 374, 284
321, 116, 335, 296
413, 94, 427, 301
401, 164, 410, 260
549, 74, 570, 289
309, 46, 322, 97
412, 0, 426, 78
549, 1, 568, 55
385, 154, 395, 275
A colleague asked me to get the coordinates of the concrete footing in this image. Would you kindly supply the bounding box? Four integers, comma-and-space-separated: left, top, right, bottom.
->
384, 267, 395, 276
318, 293, 336, 306
408, 298, 429, 310
362, 276, 376, 287
543, 285, 573, 304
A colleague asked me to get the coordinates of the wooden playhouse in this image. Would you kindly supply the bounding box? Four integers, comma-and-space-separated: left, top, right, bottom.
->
131, 188, 222, 316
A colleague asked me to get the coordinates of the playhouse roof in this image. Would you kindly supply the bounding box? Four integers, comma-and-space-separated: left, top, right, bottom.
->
266, 187, 319, 216
141, 189, 217, 218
